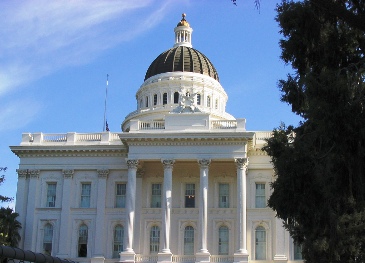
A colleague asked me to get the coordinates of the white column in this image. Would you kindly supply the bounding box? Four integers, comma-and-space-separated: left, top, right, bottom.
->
161, 159, 174, 253
196, 159, 211, 263
57, 169, 74, 258
234, 158, 249, 263
23, 169, 39, 251
274, 217, 288, 262
92, 169, 109, 261
121, 159, 138, 262
15, 169, 28, 249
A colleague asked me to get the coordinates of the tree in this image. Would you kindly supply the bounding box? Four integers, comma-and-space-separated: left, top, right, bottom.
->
263, 0, 365, 262
0, 168, 13, 203
0, 207, 21, 247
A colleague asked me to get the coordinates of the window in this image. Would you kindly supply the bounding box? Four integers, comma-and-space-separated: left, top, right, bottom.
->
184, 226, 194, 255
113, 225, 124, 258
255, 226, 266, 260
215, 99, 218, 109
78, 224, 88, 257
219, 183, 229, 208
255, 183, 266, 208
43, 223, 53, 255
153, 94, 157, 105
294, 242, 303, 260
115, 183, 126, 208
185, 183, 195, 208
151, 183, 162, 208
140, 99, 142, 109
46, 183, 56, 207
80, 183, 91, 208
163, 93, 167, 105
218, 226, 229, 255
207, 96, 211, 107
197, 94, 201, 105
174, 92, 179, 104
150, 226, 160, 253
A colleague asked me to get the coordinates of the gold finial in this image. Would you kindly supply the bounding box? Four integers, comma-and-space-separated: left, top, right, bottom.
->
177, 13, 190, 27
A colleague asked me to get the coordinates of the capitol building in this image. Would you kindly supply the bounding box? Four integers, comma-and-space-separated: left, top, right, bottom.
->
11, 15, 303, 263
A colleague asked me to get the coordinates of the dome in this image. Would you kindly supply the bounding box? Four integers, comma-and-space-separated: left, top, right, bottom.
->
144, 46, 220, 81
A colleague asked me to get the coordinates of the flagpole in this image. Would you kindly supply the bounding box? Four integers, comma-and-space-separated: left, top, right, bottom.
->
103, 74, 109, 131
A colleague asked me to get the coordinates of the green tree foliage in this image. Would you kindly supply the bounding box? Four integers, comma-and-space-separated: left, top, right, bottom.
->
0, 207, 21, 247
263, 0, 365, 262
0, 167, 13, 203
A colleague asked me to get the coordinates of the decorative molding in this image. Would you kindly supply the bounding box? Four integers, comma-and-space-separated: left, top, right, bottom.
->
235, 158, 248, 171
162, 159, 175, 169
11, 149, 127, 158
29, 169, 40, 178
126, 159, 139, 169
198, 159, 211, 168
97, 169, 109, 178
62, 169, 74, 178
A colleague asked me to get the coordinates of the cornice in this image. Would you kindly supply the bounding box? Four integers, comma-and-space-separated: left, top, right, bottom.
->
248, 148, 269, 156
10, 145, 127, 158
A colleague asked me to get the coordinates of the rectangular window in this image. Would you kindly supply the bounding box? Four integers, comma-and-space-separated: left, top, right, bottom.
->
46, 183, 56, 207
153, 94, 157, 105
151, 183, 162, 208
197, 94, 201, 105
294, 242, 303, 260
115, 183, 126, 208
219, 183, 229, 208
163, 93, 168, 105
80, 183, 91, 208
185, 183, 195, 208
255, 183, 266, 208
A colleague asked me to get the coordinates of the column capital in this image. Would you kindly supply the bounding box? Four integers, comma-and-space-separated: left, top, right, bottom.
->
235, 158, 248, 170
29, 169, 40, 178
126, 159, 139, 169
97, 169, 109, 178
198, 159, 211, 168
161, 159, 175, 169
62, 169, 74, 178
16, 169, 28, 178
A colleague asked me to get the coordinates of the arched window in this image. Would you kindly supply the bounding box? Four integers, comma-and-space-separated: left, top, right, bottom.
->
43, 223, 53, 255
207, 96, 211, 107
113, 225, 124, 258
150, 226, 160, 254
184, 226, 194, 255
174, 92, 179, 104
78, 224, 88, 257
218, 226, 229, 255
197, 94, 201, 105
146, 97, 149, 108
153, 94, 157, 106
215, 99, 218, 109
293, 242, 303, 260
255, 226, 266, 260
139, 99, 142, 109
163, 93, 168, 105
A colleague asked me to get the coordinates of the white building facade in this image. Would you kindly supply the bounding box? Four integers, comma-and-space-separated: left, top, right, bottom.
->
11, 15, 303, 263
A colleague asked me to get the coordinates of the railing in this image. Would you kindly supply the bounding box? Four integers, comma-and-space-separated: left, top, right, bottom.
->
211, 120, 237, 129
210, 256, 234, 263
135, 254, 158, 263
76, 133, 102, 141
139, 121, 165, 130
0, 245, 75, 263
172, 255, 196, 263
43, 134, 67, 142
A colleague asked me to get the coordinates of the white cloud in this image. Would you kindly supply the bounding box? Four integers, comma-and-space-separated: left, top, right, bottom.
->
0, 0, 172, 96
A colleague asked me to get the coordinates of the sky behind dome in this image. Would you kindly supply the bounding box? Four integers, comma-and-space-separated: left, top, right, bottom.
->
0, 0, 301, 208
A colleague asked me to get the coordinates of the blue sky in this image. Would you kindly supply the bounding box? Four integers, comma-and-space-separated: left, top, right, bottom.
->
0, 0, 301, 208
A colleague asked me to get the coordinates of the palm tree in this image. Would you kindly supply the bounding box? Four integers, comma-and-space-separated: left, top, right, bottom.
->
0, 207, 21, 247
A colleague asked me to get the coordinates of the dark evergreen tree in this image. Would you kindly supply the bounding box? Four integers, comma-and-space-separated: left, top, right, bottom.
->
0, 207, 21, 247
263, 0, 365, 262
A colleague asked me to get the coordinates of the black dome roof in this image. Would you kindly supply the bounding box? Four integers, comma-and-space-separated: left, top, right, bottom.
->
144, 46, 219, 82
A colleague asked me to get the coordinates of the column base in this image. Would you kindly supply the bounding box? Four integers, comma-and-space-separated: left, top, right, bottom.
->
158, 251, 173, 263
119, 250, 136, 263
195, 251, 210, 263
274, 255, 288, 262
91, 256, 105, 263
233, 252, 249, 263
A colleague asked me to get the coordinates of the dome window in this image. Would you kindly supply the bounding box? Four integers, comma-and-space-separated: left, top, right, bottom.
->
207, 96, 211, 107
215, 99, 218, 110
146, 97, 149, 108
163, 93, 168, 105
153, 94, 157, 106
197, 94, 201, 105
174, 92, 179, 104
